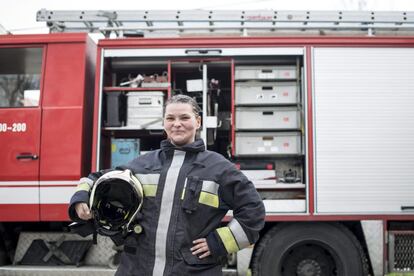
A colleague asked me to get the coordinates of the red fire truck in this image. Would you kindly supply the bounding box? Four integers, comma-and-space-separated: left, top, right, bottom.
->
0, 9, 413, 276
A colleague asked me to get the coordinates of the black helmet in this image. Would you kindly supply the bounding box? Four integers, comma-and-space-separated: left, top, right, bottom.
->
89, 170, 143, 237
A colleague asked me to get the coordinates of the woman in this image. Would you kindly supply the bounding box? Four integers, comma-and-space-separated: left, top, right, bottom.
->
69, 94, 265, 276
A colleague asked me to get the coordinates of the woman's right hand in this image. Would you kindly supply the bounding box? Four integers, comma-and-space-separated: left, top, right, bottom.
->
75, 202, 92, 220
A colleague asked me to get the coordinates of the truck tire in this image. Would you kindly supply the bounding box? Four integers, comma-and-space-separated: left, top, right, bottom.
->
251, 222, 368, 276
0, 240, 8, 265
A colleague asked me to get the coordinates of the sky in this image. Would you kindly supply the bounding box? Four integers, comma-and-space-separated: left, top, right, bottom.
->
0, 0, 413, 34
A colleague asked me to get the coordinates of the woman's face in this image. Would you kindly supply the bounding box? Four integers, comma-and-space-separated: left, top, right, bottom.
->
164, 103, 201, 146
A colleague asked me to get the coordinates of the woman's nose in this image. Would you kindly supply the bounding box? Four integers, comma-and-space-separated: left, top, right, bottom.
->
172, 119, 182, 126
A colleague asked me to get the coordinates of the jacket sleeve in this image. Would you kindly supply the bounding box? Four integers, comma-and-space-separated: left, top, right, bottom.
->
206, 163, 265, 257
68, 169, 113, 222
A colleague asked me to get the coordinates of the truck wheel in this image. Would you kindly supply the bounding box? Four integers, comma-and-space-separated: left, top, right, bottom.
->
0, 242, 8, 265
251, 222, 368, 276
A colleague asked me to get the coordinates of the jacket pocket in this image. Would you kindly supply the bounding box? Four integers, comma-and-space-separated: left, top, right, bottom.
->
182, 176, 202, 213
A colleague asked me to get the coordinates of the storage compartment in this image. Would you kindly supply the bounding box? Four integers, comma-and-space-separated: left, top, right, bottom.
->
235, 65, 296, 80
111, 138, 140, 168
100, 51, 306, 213
235, 81, 298, 105
235, 132, 301, 156
126, 92, 164, 129
235, 106, 301, 130
171, 60, 232, 153
263, 199, 306, 213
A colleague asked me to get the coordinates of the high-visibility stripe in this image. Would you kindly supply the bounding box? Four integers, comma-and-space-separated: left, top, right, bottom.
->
135, 173, 160, 185
180, 179, 219, 206
76, 183, 91, 192
202, 180, 219, 195
153, 150, 186, 276
136, 174, 159, 197
181, 178, 187, 200
143, 184, 157, 197
199, 191, 219, 208
228, 219, 251, 249
216, 226, 239, 254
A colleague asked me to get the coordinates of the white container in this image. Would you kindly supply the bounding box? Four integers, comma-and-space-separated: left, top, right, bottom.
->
126, 92, 164, 129
186, 79, 203, 92
235, 107, 300, 130
235, 66, 297, 80
127, 91, 164, 107
235, 132, 301, 156
235, 82, 298, 105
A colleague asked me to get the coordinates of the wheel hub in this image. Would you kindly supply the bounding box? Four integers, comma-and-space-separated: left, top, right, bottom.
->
296, 259, 322, 276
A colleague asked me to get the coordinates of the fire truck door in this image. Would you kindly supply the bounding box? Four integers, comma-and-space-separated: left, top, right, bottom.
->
313, 47, 414, 213
0, 47, 43, 221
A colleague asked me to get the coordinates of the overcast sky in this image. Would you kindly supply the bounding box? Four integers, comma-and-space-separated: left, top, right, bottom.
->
1, 0, 413, 34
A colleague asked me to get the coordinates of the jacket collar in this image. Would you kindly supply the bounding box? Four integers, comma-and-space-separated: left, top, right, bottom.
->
160, 138, 205, 153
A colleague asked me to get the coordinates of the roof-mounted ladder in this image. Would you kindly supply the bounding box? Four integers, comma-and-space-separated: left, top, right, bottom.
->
36, 9, 414, 38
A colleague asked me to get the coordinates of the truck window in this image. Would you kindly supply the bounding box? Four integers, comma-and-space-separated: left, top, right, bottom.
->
0, 47, 42, 108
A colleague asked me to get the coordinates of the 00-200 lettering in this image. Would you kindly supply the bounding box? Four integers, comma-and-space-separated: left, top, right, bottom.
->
0, 123, 27, 132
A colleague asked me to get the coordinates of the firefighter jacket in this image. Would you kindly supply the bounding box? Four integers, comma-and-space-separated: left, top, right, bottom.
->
69, 138, 265, 276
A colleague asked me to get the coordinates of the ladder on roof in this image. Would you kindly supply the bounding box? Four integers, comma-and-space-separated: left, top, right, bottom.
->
36, 9, 414, 38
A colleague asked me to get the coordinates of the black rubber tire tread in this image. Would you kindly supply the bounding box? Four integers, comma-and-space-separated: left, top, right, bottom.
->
251, 222, 369, 276
0, 241, 8, 265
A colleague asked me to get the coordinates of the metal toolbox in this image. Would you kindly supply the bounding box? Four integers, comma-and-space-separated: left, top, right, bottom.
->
126, 92, 164, 129
235, 132, 302, 156
235, 81, 298, 105
235, 65, 297, 80
235, 106, 300, 130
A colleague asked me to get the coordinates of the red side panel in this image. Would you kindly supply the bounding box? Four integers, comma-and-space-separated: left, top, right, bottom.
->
39, 43, 87, 221
0, 108, 41, 221
0, 204, 39, 222
40, 204, 70, 221
40, 43, 86, 181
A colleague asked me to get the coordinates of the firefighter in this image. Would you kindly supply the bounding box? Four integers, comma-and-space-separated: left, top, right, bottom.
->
68, 94, 265, 276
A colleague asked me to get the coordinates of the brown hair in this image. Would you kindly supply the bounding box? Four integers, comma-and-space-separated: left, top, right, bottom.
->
164, 94, 201, 118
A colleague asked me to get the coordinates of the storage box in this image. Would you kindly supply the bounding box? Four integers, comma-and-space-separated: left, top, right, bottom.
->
235, 82, 298, 105
235, 66, 297, 80
126, 92, 164, 129
186, 79, 203, 92
235, 107, 300, 130
235, 132, 301, 156
111, 138, 140, 168
105, 92, 126, 127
